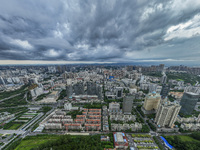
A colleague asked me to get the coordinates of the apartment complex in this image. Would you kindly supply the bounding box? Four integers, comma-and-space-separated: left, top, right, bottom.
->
155, 100, 181, 128
122, 96, 133, 114
180, 92, 199, 115
109, 102, 122, 115
142, 92, 161, 114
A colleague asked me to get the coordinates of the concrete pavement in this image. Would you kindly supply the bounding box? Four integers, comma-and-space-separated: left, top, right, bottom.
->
0, 129, 25, 135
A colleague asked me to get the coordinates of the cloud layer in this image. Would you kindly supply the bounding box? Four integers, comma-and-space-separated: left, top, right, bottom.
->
0, 0, 200, 64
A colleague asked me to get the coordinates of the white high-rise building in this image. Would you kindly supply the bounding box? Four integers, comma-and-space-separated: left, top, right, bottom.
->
64, 103, 72, 110
155, 99, 181, 128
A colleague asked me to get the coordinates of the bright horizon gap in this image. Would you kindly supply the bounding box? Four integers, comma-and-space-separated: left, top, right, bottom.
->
0, 60, 115, 65
0, 59, 197, 65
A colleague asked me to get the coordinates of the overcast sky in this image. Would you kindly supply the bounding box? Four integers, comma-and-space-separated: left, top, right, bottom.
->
0, 0, 200, 65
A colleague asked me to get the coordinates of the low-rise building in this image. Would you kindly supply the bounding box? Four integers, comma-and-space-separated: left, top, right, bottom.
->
65, 123, 82, 131
101, 135, 110, 142
86, 119, 101, 124
113, 132, 128, 149
76, 115, 86, 119
111, 123, 142, 131
176, 116, 200, 123
110, 114, 136, 122
88, 115, 101, 119
85, 124, 101, 131
74, 119, 85, 125
109, 102, 122, 115
181, 123, 200, 131
45, 123, 62, 130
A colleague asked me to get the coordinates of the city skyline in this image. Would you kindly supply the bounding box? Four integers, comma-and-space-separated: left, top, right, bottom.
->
0, 0, 200, 65
0, 62, 200, 149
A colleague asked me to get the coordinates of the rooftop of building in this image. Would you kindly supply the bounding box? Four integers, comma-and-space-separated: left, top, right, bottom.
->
185, 92, 199, 96
85, 124, 101, 126
51, 90, 59, 95
113, 132, 128, 143
86, 119, 101, 121
161, 99, 180, 107
146, 92, 161, 98
64, 123, 81, 126
115, 132, 124, 143
169, 91, 184, 97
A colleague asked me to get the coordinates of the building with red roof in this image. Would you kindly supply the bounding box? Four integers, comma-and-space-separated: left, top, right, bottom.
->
113, 132, 128, 149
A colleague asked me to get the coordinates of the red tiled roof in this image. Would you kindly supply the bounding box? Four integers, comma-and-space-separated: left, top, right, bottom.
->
85, 124, 101, 126
113, 132, 129, 147
86, 119, 101, 122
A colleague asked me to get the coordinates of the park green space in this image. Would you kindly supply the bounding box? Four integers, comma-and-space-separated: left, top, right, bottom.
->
0, 93, 27, 107
0, 85, 27, 100
166, 135, 200, 143
0, 107, 28, 114
14, 135, 60, 150
2, 110, 32, 130
179, 135, 200, 142
164, 133, 200, 150
8, 123, 22, 130
166, 72, 200, 85
4, 122, 23, 130
8, 134, 114, 150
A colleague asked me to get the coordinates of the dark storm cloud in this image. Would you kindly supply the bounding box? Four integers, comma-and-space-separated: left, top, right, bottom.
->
0, 0, 200, 62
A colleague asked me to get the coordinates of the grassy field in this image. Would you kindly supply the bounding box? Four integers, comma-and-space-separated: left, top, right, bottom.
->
7, 134, 114, 150
14, 135, 60, 150
7, 123, 22, 130
0, 93, 27, 107
176, 135, 200, 143
0, 107, 28, 114
164, 134, 200, 150
166, 135, 200, 142
0, 85, 27, 100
